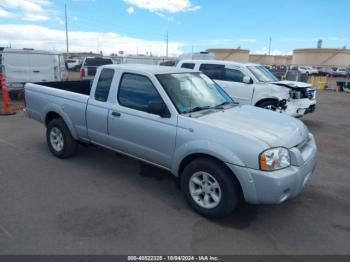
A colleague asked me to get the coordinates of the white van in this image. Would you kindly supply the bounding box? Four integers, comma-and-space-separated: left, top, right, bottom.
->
176, 60, 317, 117
0, 48, 68, 98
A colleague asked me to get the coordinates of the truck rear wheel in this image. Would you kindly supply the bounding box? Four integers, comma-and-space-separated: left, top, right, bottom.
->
46, 119, 78, 158
181, 157, 239, 218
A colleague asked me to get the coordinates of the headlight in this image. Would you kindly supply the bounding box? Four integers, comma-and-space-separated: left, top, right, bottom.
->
260, 147, 290, 171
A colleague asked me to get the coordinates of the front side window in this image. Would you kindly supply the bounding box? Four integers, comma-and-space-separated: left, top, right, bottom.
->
157, 73, 232, 114
199, 64, 225, 80
118, 73, 163, 113
247, 66, 278, 82
224, 68, 245, 82
181, 63, 195, 70
94, 68, 114, 102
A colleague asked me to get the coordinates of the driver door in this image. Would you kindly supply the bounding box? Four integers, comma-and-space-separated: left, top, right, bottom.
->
216, 66, 255, 105
107, 73, 177, 168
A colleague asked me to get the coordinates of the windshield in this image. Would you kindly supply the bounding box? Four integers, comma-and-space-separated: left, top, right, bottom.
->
247, 66, 278, 82
157, 72, 232, 114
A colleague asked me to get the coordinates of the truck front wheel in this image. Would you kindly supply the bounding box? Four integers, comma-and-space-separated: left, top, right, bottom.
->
257, 100, 279, 111
181, 157, 239, 218
46, 118, 78, 158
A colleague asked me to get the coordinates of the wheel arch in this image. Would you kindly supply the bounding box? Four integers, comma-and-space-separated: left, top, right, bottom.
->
43, 108, 78, 140
255, 98, 280, 107
45, 111, 62, 126
176, 153, 244, 197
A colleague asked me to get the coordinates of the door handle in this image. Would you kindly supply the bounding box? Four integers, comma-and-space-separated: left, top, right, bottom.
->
111, 111, 121, 117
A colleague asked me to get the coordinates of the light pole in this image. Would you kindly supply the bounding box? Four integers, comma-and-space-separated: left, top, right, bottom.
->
65, 4, 69, 58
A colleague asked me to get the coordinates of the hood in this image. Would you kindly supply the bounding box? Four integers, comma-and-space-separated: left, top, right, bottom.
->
195, 105, 308, 148
273, 80, 313, 89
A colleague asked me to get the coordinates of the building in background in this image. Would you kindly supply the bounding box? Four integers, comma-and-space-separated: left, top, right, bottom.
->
292, 48, 350, 67
206, 48, 250, 62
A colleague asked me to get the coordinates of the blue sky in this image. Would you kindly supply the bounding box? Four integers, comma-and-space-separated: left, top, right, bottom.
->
0, 0, 349, 56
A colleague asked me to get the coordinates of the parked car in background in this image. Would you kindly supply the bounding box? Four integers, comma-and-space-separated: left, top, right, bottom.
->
0, 48, 68, 99
24, 64, 317, 218
269, 66, 287, 80
317, 66, 338, 77
80, 57, 113, 79
177, 60, 317, 117
335, 67, 350, 77
65, 58, 81, 71
297, 66, 318, 75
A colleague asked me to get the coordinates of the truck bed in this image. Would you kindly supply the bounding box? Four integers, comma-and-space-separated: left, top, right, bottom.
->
35, 80, 92, 95
25, 81, 91, 140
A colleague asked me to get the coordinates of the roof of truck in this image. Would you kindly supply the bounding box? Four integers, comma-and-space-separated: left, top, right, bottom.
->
0, 48, 61, 55
102, 64, 197, 74
179, 59, 261, 67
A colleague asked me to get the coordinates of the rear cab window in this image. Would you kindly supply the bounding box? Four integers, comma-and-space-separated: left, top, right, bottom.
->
84, 58, 113, 67
181, 63, 195, 70
118, 73, 164, 114
199, 64, 225, 80
94, 68, 115, 102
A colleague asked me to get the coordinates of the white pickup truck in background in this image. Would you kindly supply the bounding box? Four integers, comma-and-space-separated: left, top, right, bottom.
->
177, 60, 317, 117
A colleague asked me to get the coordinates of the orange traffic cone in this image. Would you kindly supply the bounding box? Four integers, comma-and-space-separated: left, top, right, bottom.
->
0, 74, 16, 116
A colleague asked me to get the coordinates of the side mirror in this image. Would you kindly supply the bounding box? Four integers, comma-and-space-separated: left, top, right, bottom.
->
243, 76, 253, 84
147, 101, 170, 117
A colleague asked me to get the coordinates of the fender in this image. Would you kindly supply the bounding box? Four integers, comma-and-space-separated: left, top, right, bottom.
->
171, 139, 245, 176
42, 104, 79, 140
252, 84, 290, 106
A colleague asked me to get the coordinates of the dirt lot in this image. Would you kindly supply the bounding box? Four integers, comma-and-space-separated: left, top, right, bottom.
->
0, 90, 349, 254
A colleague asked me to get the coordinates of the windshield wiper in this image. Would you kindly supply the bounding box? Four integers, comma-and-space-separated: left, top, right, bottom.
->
214, 101, 236, 109
183, 106, 212, 114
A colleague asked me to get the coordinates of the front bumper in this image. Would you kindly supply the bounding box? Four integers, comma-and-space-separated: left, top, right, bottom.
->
227, 135, 317, 204
284, 98, 317, 117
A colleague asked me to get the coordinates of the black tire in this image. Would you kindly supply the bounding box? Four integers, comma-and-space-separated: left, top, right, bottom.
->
46, 118, 78, 159
181, 157, 240, 219
257, 100, 279, 111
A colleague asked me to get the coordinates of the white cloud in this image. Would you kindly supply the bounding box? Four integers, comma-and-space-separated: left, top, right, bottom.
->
73, 16, 78, 21
278, 37, 347, 43
0, 0, 52, 21
253, 47, 286, 56
0, 0, 50, 12
123, 0, 200, 13
0, 24, 184, 57
0, 6, 16, 17
22, 13, 49, 21
155, 12, 174, 22
127, 6, 134, 14
182, 38, 258, 47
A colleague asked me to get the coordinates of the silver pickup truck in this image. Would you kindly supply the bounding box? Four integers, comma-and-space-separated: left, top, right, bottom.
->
25, 65, 317, 218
